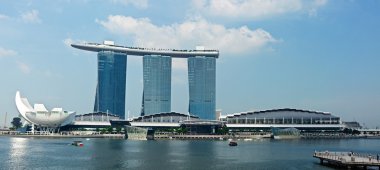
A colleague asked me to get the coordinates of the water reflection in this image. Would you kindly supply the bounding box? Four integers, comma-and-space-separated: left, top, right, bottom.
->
88, 138, 128, 169
1, 137, 380, 169
184, 140, 217, 169
168, 140, 189, 164
9, 137, 28, 167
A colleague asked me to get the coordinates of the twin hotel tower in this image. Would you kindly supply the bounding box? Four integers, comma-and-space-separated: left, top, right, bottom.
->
72, 41, 219, 120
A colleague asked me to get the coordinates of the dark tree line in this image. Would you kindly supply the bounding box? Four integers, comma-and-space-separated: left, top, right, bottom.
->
11, 117, 22, 130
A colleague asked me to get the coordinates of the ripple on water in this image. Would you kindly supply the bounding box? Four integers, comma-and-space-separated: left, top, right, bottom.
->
1, 137, 380, 169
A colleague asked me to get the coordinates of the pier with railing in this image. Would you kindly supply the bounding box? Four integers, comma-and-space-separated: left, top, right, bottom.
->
314, 151, 380, 169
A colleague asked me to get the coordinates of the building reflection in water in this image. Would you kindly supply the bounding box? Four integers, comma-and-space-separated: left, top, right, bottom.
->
89, 139, 128, 169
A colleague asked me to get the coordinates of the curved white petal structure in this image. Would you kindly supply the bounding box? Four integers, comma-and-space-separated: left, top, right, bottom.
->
15, 91, 33, 124
24, 111, 74, 127
15, 91, 76, 127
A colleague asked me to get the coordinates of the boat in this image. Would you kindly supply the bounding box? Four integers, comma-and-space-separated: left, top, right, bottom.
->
72, 141, 84, 147
229, 141, 238, 146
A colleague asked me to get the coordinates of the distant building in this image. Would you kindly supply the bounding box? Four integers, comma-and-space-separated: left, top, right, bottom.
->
60, 112, 122, 130
215, 110, 222, 120
141, 55, 171, 116
343, 121, 362, 129
130, 112, 224, 135
181, 120, 225, 135
15, 91, 76, 130
220, 108, 344, 131
75, 112, 120, 122
94, 51, 127, 119
188, 55, 216, 120
72, 41, 219, 121
133, 112, 199, 123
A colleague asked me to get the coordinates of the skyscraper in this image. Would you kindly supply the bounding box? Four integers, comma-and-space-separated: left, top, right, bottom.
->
188, 56, 216, 120
72, 41, 219, 120
141, 55, 172, 116
94, 51, 127, 119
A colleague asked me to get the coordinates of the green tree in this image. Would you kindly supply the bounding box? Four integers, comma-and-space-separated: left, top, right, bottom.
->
11, 117, 22, 129
217, 126, 229, 135
166, 128, 175, 133
352, 129, 360, 135
106, 126, 113, 133
116, 126, 122, 134
177, 127, 188, 134
343, 128, 352, 134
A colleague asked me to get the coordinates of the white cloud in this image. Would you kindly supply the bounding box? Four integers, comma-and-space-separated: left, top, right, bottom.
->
111, 0, 148, 9
63, 38, 75, 47
192, 0, 328, 19
44, 70, 53, 77
17, 61, 32, 74
172, 59, 188, 84
0, 47, 17, 58
309, 0, 328, 16
63, 38, 88, 47
0, 14, 10, 20
43, 70, 59, 78
97, 15, 277, 55
21, 10, 41, 23
63, 38, 93, 56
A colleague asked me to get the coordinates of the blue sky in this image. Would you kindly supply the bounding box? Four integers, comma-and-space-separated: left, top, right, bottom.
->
1, 0, 380, 127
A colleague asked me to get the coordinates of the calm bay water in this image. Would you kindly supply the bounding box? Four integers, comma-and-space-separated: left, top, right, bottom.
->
1, 137, 380, 170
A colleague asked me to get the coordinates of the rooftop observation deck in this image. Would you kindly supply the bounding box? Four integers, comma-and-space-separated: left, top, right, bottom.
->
71, 42, 219, 58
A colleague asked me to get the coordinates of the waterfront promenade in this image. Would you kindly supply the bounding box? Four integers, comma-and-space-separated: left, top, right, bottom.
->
2, 129, 379, 140
314, 151, 380, 169
154, 131, 272, 140
301, 133, 363, 139
0, 130, 124, 138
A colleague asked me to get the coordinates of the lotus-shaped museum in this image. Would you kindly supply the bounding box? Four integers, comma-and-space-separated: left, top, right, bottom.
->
15, 91, 76, 128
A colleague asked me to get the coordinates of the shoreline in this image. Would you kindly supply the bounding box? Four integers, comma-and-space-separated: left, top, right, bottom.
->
1, 133, 379, 140
0, 134, 125, 139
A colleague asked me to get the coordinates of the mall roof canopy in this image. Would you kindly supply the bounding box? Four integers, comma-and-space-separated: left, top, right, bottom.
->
221, 108, 339, 119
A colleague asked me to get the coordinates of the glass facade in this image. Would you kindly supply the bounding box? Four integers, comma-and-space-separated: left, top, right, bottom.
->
188, 56, 216, 120
94, 51, 127, 119
141, 55, 171, 116
220, 109, 341, 125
